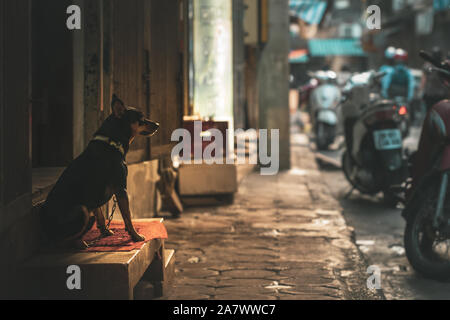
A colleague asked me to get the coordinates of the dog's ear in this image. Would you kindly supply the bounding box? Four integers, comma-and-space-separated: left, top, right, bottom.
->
111, 94, 126, 118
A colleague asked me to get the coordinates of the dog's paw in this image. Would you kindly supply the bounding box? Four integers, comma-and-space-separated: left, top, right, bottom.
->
70, 239, 89, 250
101, 228, 114, 237
130, 233, 146, 242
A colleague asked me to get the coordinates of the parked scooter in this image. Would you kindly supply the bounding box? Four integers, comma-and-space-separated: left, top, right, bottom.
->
341, 70, 408, 205
402, 51, 450, 280
308, 71, 341, 150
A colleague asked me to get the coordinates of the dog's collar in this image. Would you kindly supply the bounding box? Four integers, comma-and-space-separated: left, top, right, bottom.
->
92, 135, 125, 156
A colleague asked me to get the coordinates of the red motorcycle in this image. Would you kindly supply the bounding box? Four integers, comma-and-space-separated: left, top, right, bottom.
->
402, 51, 450, 280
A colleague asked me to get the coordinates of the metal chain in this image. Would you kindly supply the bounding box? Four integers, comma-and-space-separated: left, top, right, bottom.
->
106, 196, 118, 230
88, 196, 117, 247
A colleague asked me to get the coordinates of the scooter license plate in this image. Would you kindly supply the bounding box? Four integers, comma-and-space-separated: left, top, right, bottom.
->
373, 129, 402, 150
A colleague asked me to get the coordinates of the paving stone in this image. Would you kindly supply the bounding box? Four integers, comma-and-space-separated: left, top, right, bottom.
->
221, 269, 276, 279
174, 278, 218, 287
215, 278, 272, 288
177, 268, 220, 278
170, 285, 216, 296
214, 286, 275, 297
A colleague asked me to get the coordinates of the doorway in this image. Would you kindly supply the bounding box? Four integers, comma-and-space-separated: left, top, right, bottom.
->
31, 0, 74, 168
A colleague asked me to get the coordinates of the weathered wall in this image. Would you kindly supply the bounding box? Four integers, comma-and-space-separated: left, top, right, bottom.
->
245, 46, 260, 129
258, 0, 291, 170
84, 0, 104, 148
0, 0, 40, 299
73, 0, 85, 158
233, 0, 247, 130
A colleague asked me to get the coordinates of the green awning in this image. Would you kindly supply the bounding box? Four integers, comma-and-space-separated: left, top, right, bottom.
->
434, 0, 450, 11
308, 39, 367, 57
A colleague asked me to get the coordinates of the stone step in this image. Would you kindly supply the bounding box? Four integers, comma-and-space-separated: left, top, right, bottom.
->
17, 218, 173, 300
134, 249, 176, 299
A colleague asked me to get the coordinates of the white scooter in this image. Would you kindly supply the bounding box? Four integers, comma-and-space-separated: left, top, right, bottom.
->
308, 71, 341, 150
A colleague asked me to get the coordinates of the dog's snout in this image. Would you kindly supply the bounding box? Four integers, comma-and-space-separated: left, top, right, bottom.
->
140, 120, 159, 137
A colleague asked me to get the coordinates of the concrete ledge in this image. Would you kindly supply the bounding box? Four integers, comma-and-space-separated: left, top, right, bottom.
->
17, 218, 170, 300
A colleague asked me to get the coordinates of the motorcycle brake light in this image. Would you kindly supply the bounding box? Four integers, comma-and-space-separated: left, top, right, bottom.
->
398, 106, 407, 115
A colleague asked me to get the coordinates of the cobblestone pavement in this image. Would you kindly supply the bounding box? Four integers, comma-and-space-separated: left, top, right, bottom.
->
161, 134, 383, 300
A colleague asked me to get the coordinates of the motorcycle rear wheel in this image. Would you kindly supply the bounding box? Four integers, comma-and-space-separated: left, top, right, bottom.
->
315, 122, 334, 151
342, 150, 379, 195
404, 191, 450, 281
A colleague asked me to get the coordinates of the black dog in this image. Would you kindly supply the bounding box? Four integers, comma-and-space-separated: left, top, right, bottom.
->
41, 94, 159, 249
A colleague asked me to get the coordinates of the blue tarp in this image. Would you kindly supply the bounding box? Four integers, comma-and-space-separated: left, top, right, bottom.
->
308, 39, 367, 57
434, 0, 450, 10
289, 0, 328, 25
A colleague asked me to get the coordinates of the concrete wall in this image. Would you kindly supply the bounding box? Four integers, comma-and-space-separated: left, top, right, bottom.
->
126, 160, 160, 219
258, 0, 291, 170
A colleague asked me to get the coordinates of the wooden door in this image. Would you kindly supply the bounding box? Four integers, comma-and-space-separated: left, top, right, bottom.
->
112, 0, 183, 162
148, 0, 183, 159
112, 0, 151, 164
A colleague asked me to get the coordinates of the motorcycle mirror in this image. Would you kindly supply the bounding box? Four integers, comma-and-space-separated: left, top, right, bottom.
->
419, 50, 442, 68
430, 66, 450, 78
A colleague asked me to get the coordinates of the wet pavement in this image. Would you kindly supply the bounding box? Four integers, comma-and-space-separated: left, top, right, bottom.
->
316, 126, 450, 299
160, 133, 382, 300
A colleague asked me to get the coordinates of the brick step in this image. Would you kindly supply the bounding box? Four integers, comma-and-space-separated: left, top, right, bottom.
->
17, 218, 173, 300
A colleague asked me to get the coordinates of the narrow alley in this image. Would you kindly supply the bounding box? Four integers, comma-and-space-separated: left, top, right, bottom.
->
161, 133, 382, 300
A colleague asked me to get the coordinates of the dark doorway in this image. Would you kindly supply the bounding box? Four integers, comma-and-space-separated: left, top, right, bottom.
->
31, 0, 74, 168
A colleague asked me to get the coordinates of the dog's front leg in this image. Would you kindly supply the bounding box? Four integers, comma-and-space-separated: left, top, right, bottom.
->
115, 190, 146, 242
94, 207, 114, 237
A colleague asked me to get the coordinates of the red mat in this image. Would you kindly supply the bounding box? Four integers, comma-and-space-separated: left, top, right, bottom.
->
82, 221, 168, 252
